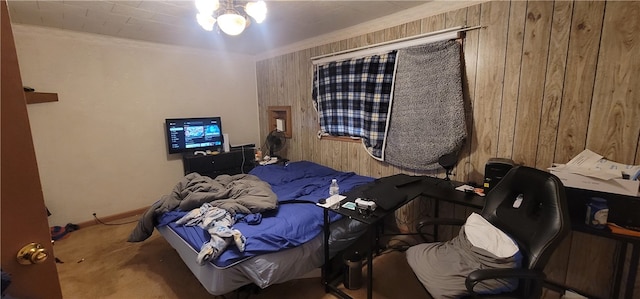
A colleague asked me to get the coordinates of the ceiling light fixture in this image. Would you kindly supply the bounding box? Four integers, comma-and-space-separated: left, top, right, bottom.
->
195, 0, 267, 36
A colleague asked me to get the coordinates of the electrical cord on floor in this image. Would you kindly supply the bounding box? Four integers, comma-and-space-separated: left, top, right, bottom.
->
92, 213, 138, 225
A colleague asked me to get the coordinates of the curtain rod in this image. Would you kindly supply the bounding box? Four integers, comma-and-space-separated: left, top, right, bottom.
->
311, 25, 483, 65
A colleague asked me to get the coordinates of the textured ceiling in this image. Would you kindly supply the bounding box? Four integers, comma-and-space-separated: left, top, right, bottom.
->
7, 1, 428, 55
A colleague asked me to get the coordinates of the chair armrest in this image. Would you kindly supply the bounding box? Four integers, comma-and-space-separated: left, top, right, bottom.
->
416, 217, 465, 242
416, 217, 465, 229
465, 268, 546, 295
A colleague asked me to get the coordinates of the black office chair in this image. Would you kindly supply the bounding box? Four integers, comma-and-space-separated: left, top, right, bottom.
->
409, 166, 570, 299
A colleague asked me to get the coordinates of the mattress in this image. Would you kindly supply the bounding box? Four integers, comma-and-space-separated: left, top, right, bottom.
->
156, 161, 374, 295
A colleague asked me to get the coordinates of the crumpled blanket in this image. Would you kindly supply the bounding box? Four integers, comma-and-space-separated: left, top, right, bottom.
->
127, 172, 277, 242
406, 226, 521, 298
177, 203, 246, 265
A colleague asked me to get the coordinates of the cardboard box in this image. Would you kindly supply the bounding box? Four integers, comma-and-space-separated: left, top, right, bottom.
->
550, 169, 640, 197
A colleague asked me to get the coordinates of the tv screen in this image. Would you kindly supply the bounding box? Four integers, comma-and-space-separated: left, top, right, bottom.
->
165, 117, 223, 154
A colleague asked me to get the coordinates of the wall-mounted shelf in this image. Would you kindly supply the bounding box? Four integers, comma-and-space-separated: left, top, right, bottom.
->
25, 92, 58, 104
267, 106, 292, 138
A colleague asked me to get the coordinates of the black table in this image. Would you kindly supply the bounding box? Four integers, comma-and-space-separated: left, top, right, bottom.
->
321, 174, 640, 299
563, 187, 640, 299
320, 174, 484, 299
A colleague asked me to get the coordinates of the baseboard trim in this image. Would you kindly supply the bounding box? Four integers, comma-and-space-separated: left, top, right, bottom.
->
77, 206, 149, 228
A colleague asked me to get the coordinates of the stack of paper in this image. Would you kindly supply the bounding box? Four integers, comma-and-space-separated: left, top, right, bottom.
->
551, 149, 640, 180
549, 149, 640, 196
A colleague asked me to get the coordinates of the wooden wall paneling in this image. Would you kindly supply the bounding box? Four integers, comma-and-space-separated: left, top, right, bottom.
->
443, 7, 476, 222
587, 1, 640, 164
320, 138, 331, 169
566, 232, 617, 298
317, 43, 333, 57
468, 1, 511, 184
292, 51, 304, 162
365, 31, 376, 47
542, 235, 574, 299
370, 28, 387, 45
537, 4, 574, 286
291, 51, 302, 161
445, 6, 468, 28
339, 39, 348, 53
358, 142, 372, 177
297, 51, 307, 162
369, 158, 386, 179
284, 53, 296, 159
554, 0, 605, 164
277, 55, 287, 107
459, 4, 482, 183
320, 138, 330, 169
347, 141, 361, 175
267, 57, 280, 151
291, 52, 300, 160
271, 58, 286, 137
338, 139, 350, 173
267, 57, 278, 133
445, 7, 472, 183
345, 34, 367, 49
303, 49, 316, 163
310, 45, 322, 164
637, 137, 640, 165
329, 39, 345, 56
535, 0, 574, 170
511, 1, 554, 166
256, 60, 268, 147
383, 23, 406, 41
496, 1, 527, 160
405, 19, 422, 37
420, 12, 446, 33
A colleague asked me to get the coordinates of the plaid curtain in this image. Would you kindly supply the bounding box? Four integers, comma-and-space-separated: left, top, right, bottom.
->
312, 52, 397, 159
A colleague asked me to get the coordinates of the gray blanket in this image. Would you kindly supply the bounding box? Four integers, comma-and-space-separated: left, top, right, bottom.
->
406, 227, 520, 298
128, 173, 278, 242
384, 40, 466, 170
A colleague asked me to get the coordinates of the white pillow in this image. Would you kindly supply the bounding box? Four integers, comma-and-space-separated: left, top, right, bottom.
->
464, 212, 519, 258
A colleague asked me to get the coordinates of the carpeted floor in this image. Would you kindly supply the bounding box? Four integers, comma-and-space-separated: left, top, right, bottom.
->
52, 216, 429, 299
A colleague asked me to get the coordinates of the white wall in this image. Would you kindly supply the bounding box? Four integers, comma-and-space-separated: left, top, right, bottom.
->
13, 25, 260, 227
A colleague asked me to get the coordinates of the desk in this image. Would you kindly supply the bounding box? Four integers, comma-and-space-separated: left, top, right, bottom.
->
321, 174, 483, 299
564, 187, 640, 299
420, 182, 640, 299
321, 174, 427, 299
322, 174, 640, 299
421, 182, 640, 299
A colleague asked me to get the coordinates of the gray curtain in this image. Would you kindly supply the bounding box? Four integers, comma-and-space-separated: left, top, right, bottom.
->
384, 40, 466, 170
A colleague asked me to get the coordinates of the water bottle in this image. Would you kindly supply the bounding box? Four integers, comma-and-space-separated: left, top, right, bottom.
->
329, 179, 340, 196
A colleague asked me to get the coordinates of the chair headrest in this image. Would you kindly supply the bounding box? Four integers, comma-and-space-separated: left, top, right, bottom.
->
481, 166, 570, 270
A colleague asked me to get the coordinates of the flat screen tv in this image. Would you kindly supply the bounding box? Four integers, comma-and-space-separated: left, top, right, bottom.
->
165, 117, 223, 154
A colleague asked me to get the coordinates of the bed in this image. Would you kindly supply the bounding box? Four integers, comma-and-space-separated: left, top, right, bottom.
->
128, 160, 374, 295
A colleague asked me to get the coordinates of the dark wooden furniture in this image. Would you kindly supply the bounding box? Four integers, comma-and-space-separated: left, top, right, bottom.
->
182, 149, 255, 178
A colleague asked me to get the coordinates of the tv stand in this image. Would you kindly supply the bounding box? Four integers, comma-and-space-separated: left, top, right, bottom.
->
182, 148, 255, 178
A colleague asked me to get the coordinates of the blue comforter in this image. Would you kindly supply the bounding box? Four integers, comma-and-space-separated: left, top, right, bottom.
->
157, 161, 374, 268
